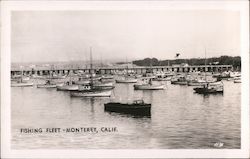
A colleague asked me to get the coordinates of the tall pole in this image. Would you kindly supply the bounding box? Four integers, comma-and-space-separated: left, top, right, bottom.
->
90, 47, 93, 87
205, 48, 207, 81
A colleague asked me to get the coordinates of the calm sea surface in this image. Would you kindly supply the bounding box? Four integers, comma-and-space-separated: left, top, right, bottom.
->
11, 79, 240, 149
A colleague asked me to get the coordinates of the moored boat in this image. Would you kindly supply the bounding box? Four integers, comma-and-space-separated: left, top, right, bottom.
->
171, 76, 188, 85
134, 78, 165, 90
71, 89, 112, 97
11, 67, 33, 87
11, 81, 34, 87
234, 77, 241, 83
152, 76, 171, 81
56, 81, 79, 91
37, 80, 60, 88
187, 79, 207, 86
116, 78, 137, 83
104, 100, 151, 116
193, 81, 224, 94
70, 47, 114, 97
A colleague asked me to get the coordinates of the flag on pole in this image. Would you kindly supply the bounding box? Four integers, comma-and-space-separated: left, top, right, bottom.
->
175, 53, 180, 58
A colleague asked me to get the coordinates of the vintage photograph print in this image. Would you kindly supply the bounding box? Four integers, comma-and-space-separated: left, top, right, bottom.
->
1, 0, 249, 158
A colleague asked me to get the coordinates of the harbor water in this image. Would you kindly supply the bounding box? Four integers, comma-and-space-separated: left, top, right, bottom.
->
11, 80, 240, 149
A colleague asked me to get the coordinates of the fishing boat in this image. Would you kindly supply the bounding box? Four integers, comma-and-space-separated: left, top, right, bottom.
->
193, 81, 224, 94
234, 77, 241, 83
31, 74, 46, 79
171, 76, 188, 85
104, 100, 151, 116
134, 58, 165, 90
187, 78, 207, 86
116, 78, 137, 83
11, 67, 33, 87
134, 78, 165, 90
56, 81, 79, 91
11, 81, 34, 87
50, 74, 67, 79
153, 76, 171, 81
92, 82, 115, 90
101, 75, 114, 80
71, 89, 112, 97
213, 71, 230, 81
73, 79, 90, 85
115, 59, 137, 83
70, 47, 113, 97
37, 80, 63, 88
193, 48, 224, 94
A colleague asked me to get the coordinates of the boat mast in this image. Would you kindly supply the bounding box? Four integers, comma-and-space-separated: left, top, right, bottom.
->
20, 66, 23, 83
204, 48, 207, 82
126, 57, 128, 79
90, 47, 93, 87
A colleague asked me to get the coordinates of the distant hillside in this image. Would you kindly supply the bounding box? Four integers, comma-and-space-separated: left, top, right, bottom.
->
133, 56, 241, 69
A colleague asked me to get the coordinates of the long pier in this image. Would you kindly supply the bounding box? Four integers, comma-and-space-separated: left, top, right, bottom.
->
11, 65, 233, 76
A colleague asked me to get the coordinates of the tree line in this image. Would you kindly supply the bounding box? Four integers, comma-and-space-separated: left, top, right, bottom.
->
132, 56, 241, 69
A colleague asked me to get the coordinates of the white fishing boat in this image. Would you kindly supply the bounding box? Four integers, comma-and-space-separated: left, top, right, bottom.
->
70, 47, 113, 97
31, 74, 46, 79
11, 81, 34, 87
73, 80, 90, 85
115, 59, 137, 83
101, 75, 114, 80
37, 80, 62, 88
56, 81, 79, 91
187, 78, 207, 86
171, 76, 188, 85
11, 67, 33, 87
116, 78, 138, 83
50, 74, 67, 79
71, 90, 112, 97
134, 78, 165, 90
193, 48, 224, 94
234, 77, 241, 83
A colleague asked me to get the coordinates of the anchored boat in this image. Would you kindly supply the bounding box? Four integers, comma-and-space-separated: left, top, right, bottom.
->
11, 81, 34, 87
134, 78, 165, 90
171, 76, 188, 85
70, 47, 113, 97
56, 81, 79, 91
104, 100, 151, 116
37, 80, 63, 88
234, 77, 241, 83
116, 77, 137, 83
193, 81, 224, 94
11, 66, 33, 87
71, 89, 112, 97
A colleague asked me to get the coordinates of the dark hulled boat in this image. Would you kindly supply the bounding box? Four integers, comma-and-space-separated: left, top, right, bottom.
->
193, 82, 224, 94
104, 100, 151, 117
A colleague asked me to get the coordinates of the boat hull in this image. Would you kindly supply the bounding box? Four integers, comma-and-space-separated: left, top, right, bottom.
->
234, 80, 241, 83
37, 84, 57, 88
70, 90, 112, 97
116, 79, 137, 83
171, 81, 188, 85
134, 84, 165, 90
56, 85, 79, 91
152, 77, 171, 81
73, 80, 90, 85
193, 87, 223, 94
11, 82, 34, 87
104, 103, 151, 116
187, 82, 206, 86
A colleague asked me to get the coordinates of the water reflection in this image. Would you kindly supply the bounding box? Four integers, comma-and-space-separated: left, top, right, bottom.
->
11, 80, 240, 149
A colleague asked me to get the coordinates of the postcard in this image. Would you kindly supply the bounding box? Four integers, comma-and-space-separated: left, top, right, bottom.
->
1, 0, 249, 158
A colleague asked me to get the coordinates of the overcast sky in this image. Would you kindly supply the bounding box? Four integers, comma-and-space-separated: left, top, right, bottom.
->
11, 10, 240, 63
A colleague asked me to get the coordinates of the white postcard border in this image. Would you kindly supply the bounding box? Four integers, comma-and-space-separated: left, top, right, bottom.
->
1, 1, 249, 158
